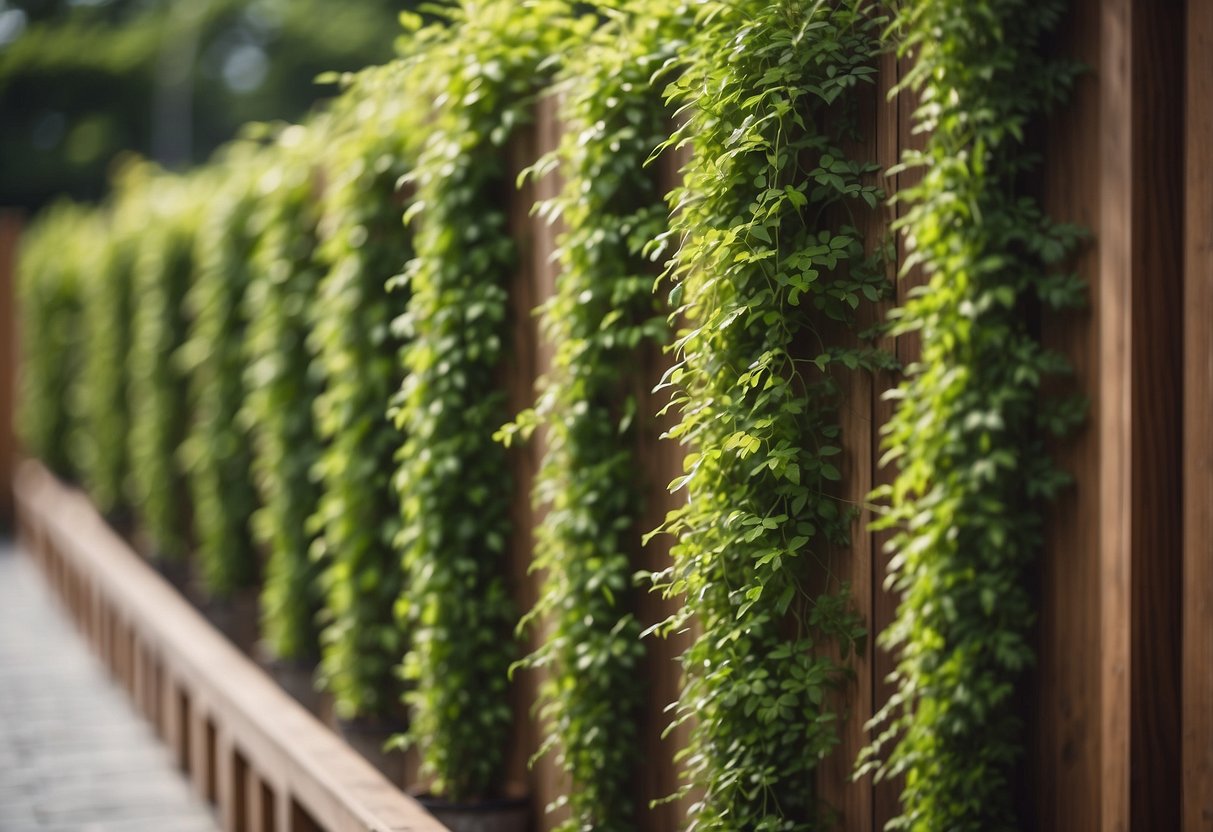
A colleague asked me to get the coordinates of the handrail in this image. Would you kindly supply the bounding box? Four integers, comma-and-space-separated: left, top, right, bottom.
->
14, 460, 447, 832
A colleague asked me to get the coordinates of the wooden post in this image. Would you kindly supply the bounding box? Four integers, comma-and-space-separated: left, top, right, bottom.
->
1184, 2, 1213, 828
0, 212, 19, 527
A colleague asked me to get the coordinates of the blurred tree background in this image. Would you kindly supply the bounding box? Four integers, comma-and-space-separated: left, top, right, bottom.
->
0, 0, 405, 211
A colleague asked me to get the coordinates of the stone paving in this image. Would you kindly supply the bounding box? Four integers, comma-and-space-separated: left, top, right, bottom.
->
0, 541, 219, 832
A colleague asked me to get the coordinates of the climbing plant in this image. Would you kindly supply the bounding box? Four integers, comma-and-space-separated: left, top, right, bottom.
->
76, 176, 141, 519
311, 64, 415, 721
180, 152, 264, 597
856, 2, 1084, 830
128, 171, 198, 562
244, 125, 329, 662
17, 201, 89, 480
391, 0, 593, 801
650, 1, 885, 829
496, 4, 688, 828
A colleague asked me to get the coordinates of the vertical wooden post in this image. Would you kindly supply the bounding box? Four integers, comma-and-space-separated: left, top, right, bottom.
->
1098, 1, 1185, 830
1184, 2, 1213, 828
0, 212, 19, 526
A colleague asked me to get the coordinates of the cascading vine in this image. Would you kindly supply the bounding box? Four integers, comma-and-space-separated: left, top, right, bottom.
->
856, 2, 1084, 830
390, 0, 592, 801
77, 180, 140, 519
651, 1, 885, 828
311, 64, 415, 721
496, 3, 689, 828
128, 172, 198, 562
180, 156, 263, 598
244, 126, 328, 662
17, 201, 88, 481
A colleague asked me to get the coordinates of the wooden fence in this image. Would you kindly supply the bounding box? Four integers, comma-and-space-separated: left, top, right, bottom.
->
6, 1, 1213, 830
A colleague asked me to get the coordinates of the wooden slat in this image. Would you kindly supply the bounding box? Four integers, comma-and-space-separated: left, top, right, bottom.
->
14, 461, 449, 832
1099, 1, 1185, 829
0, 213, 19, 526
1184, 2, 1213, 828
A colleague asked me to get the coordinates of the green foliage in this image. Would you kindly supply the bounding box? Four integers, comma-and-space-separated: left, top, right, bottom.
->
181, 154, 263, 597
16, 201, 89, 479
128, 170, 198, 561
244, 126, 328, 661
391, 0, 593, 801
496, 4, 687, 828
75, 186, 140, 517
1, 0, 410, 211
311, 65, 415, 720
651, 2, 885, 829
856, 2, 1084, 830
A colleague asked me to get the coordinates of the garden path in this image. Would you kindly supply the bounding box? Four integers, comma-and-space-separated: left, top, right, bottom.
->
0, 541, 219, 832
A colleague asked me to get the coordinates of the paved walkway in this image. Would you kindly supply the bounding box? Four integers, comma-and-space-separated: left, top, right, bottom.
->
0, 542, 219, 832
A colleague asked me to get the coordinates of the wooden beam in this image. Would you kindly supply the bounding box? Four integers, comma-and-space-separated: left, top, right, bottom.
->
1184, 2, 1213, 828
14, 461, 449, 832
1099, 0, 1185, 829
0, 212, 19, 526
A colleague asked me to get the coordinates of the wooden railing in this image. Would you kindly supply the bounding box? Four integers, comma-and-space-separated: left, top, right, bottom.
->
13, 460, 448, 832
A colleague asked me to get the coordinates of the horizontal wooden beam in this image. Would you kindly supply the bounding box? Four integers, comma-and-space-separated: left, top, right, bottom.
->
14, 460, 448, 832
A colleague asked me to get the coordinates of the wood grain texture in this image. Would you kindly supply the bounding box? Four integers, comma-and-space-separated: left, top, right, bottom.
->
1126, 1, 1183, 826
1184, 2, 1213, 828
1035, 0, 1104, 828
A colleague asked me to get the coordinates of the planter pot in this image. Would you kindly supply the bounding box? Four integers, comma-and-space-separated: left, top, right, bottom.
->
202, 588, 260, 655
415, 794, 530, 832
334, 717, 415, 788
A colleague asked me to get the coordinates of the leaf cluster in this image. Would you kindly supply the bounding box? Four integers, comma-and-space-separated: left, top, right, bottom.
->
16, 200, 90, 480
390, 0, 594, 801
127, 169, 200, 562
311, 63, 417, 720
856, 2, 1084, 830
651, 2, 885, 829
180, 149, 265, 597
497, 3, 689, 828
242, 125, 330, 662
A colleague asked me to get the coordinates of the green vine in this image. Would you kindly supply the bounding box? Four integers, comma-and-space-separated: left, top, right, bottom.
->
244, 126, 328, 661
391, 1, 592, 801
17, 201, 89, 481
857, 2, 1084, 830
651, 1, 884, 829
128, 171, 198, 561
496, 4, 687, 828
311, 65, 414, 720
181, 153, 263, 597
76, 178, 141, 518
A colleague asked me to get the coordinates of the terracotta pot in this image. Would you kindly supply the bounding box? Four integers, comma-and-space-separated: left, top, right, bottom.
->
334, 716, 414, 787
416, 795, 530, 832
